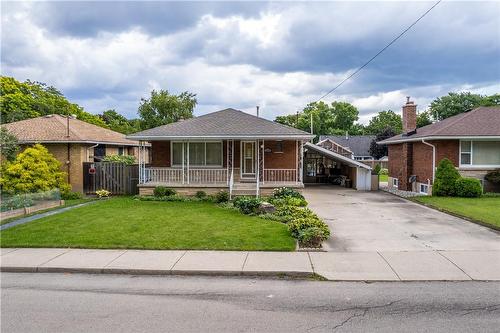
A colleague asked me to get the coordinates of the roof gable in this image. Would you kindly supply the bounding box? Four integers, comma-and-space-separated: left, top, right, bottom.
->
380, 106, 500, 144
2, 114, 139, 146
127, 108, 313, 140
319, 135, 375, 156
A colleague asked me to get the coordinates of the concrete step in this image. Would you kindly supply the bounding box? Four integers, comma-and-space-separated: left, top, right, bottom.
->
231, 189, 258, 196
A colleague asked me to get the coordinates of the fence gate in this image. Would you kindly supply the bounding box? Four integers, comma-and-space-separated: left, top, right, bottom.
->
83, 162, 139, 195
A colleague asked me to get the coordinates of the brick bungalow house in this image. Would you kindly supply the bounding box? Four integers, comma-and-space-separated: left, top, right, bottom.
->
2, 114, 149, 192
379, 99, 500, 194
127, 108, 317, 196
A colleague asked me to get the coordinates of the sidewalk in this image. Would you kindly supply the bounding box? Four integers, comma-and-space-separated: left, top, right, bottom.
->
2, 248, 499, 281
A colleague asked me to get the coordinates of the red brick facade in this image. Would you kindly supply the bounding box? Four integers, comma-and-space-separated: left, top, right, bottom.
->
150, 139, 298, 170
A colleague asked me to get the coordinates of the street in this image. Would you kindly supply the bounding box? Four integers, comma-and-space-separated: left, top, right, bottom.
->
1, 273, 499, 332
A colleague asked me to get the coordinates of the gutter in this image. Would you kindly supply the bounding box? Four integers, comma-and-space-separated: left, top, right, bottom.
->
421, 139, 436, 183
378, 135, 500, 145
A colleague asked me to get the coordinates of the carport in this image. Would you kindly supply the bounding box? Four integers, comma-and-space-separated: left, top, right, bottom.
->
303, 142, 372, 190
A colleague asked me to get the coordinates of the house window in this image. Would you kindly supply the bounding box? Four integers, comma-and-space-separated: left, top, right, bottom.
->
419, 183, 429, 195
392, 178, 398, 188
460, 140, 500, 167
171, 142, 223, 167
275, 141, 284, 153
118, 147, 124, 156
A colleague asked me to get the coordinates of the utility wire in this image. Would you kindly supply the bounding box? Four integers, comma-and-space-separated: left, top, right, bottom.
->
315, 0, 442, 103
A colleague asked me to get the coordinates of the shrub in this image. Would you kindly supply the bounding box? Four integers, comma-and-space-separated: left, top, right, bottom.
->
288, 218, 330, 240
373, 164, 381, 175
0, 144, 70, 194
298, 227, 327, 248
272, 187, 304, 200
268, 196, 307, 208
379, 168, 388, 175
433, 158, 461, 196
153, 186, 176, 197
1, 195, 34, 212
484, 170, 500, 184
96, 189, 111, 198
195, 190, 207, 199
61, 191, 83, 200
455, 178, 482, 198
233, 196, 262, 214
214, 190, 229, 203
102, 155, 135, 165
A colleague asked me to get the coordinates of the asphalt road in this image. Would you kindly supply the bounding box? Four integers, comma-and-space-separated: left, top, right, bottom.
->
2, 273, 499, 332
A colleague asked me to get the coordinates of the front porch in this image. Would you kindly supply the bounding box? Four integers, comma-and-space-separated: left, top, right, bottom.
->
137, 139, 304, 196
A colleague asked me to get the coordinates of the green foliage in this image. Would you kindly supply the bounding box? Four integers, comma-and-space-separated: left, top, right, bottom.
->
433, 158, 461, 196
0, 127, 19, 161
455, 178, 483, 198
96, 189, 111, 198
484, 170, 500, 184
416, 111, 433, 127
365, 110, 402, 135
102, 154, 136, 165
298, 227, 328, 248
195, 190, 207, 199
214, 190, 229, 203
288, 218, 330, 241
99, 109, 141, 134
379, 168, 388, 175
153, 186, 176, 197
138, 89, 197, 130
233, 196, 262, 214
369, 127, 396, 159
373, 164, 381, 175
429, 92, 499, 121
61, 191, 83, 200
0, 144, 70, 194
0, 76, 107, 128
272, 187, 304, 199
268, 196, 307, 207
1, 195, 34, 212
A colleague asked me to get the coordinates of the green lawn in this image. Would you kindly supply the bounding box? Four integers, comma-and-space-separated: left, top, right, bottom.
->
1, 198, 93, 226
379, 174, 388, 182
413, 196, 500, 229
0, 197, 296, 251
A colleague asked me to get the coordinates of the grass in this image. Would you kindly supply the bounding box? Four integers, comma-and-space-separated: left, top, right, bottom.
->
379, 174, 388, 182
0, 198, 93, 226
0, 197, 296, 251
413, 196, 500, 229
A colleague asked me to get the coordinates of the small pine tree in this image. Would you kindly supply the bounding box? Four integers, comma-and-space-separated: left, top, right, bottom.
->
373, 164, 381, 175
432, 158, 460, 196
0, 144, 70, 194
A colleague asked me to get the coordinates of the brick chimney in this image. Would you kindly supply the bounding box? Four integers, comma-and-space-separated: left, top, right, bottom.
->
402, 96, 417, 135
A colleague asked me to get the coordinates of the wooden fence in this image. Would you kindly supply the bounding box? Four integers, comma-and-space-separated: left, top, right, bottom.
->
83, 162, 140, 195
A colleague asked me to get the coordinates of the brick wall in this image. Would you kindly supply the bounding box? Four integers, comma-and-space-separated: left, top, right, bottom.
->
151, 141, 171, 167
44, 144, 85, 193
263, 140, 297, 169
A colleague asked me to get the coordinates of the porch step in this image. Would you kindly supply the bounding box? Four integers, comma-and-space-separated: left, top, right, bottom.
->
232, 189, 258, 197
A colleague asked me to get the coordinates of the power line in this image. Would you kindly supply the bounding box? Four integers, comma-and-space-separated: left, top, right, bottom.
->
315, 0, 442, 103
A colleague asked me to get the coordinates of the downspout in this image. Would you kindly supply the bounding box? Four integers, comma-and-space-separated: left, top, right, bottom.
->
87, 143, 99, 162
421, 139, 436, 183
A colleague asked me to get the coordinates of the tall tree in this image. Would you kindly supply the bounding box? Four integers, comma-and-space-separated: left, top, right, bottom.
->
429, 92, 499, 121
0, 76, 107, 128
416, 110, 432, 127
368, 127, 396, 159
138, 90, 197, 130
365, 110, 402, 135
99, 109, 141, 134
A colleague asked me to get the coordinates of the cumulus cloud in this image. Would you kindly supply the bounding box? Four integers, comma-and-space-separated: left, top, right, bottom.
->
1, 1, 499, 123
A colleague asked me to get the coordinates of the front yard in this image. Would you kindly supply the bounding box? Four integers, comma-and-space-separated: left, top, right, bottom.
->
413, 196, 500, 229
0, 197, 296, 251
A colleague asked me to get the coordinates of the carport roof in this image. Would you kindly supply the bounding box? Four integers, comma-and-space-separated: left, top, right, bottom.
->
304, 142, 372, 170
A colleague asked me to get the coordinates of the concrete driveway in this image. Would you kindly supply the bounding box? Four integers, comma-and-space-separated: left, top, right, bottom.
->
303, 186, 500, 252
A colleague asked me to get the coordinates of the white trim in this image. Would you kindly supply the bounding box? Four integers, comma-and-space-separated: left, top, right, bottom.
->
170, 141, 223, 168
240, 140, 257, 179
380, 135, 500, 145
422, 139, 436, 182
419, 183, 429, 195
392, 177, 399, 188
304, 142, 372, 170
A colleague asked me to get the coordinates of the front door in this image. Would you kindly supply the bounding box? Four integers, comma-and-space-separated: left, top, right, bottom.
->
241, 141, 256, 178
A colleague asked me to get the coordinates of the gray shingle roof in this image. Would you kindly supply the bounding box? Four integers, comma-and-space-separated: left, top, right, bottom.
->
319, 135, 375, 157
380, 106, 500, 144
127, 108, 314, 140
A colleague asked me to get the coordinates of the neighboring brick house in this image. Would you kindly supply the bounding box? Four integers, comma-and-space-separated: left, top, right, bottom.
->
2, 114, 149, 192
318, 135, 376, 160
379, 99, 500, 194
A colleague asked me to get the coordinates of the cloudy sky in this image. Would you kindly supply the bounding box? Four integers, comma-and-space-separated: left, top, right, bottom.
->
2, 1, 499, 123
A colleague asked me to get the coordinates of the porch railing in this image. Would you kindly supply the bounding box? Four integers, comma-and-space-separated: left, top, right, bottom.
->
188, 169, 227, 184
145, 168, 183, 184
263, 169, 297, 183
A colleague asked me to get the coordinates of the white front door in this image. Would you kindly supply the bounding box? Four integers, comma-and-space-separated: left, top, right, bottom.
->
241, 141, 256, 178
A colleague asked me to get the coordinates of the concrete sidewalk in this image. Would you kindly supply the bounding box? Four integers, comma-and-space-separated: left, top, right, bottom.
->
1, 248, 499, 281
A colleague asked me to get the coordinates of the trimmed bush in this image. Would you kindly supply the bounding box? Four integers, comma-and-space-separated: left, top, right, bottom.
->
485, 170, 500, 184
61, 191, 83, 200
268, 196, 307, 208
233, 196, 262, 214
298, 227, 327, 248
272, 187, 304, 200
455, 178, 482, 198
214, 190, 229, 203
288, 218, 330, 240
153, 186, 176, 197
195, 190, 207, 199
433, 158, 461, 196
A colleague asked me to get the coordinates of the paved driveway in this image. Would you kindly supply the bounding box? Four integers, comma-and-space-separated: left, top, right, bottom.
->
303, 186, 500, 252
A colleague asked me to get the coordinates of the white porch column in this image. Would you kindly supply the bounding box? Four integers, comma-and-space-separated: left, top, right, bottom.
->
262, 139, 265, 184
182, 142, 185, 184
299, 140, 304, 184
186, 141, 190, 184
